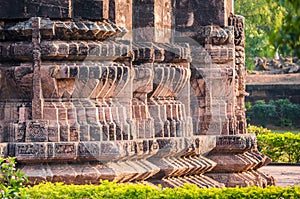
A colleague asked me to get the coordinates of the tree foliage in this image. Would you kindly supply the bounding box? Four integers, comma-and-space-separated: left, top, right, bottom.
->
234, 0, 299, 69
270, 0, 300, 58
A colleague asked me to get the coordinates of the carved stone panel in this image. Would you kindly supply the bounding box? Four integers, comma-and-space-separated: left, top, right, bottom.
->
0, 0, 273, 188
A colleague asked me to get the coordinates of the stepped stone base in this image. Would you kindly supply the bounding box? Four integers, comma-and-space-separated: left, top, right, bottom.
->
150, 175, 224, 188
0, 0, 274, 188
18, 134, 275, 187
207, 170, 275, 188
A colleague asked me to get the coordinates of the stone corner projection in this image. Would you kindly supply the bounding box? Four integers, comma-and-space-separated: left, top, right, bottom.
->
0, 0, 274, 187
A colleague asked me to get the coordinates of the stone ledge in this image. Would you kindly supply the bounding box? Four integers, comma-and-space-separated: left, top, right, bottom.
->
246, 73, 300, 85
0, 18, 127, 41
20, 160, 160, 185
206, 170, 275, 187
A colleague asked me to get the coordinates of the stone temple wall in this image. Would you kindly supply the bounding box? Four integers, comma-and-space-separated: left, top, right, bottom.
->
0, 0, 274, 187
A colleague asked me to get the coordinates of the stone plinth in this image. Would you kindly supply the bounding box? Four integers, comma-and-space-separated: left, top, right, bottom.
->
0, 0, 273, 188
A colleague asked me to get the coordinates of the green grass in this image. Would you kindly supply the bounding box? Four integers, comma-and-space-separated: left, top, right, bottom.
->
272, 130, 299, 134
263, 124, 299, 134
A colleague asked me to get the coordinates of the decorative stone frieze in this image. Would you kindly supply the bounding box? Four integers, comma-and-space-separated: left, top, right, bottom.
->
0, 0, 273, 187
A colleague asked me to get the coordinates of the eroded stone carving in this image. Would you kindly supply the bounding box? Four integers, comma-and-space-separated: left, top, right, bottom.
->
0, 0, 273, 187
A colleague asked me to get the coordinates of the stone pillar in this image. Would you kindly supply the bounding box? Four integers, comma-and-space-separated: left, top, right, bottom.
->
103, 0, 132, 31
186, 25, 235, 135
132, 0, 172, 42
228, 14, 248, 134
31, 17, 43, 120
194, 0, 233, 27
175, 0, 233, 28
175, 1, 235, 135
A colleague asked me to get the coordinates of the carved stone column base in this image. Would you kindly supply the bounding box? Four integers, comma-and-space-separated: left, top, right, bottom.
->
206, 134, 275, 187
15, 134, 274, 188
150, 175, 224, 188
206, 170, 275, 187
20, 160, 160, 185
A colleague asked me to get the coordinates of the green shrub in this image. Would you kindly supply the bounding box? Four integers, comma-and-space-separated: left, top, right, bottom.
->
246, 99, 300, 128
20, 182, 300, 199
269, 99, 300, 127
248, 100, 276, 127
247, 125, 300, 163
247, 125, 272, 135
0, 157, 28, 199
257, 132, 300, 163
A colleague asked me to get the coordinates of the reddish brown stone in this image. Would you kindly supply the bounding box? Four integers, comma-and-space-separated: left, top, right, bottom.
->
0, 0, 273, 188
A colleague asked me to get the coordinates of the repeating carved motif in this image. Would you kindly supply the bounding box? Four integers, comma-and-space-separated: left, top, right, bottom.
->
0, 0, 273, 188
228, 13, 245, 46
228, 14, 248, 134
26, 121, 48, 142
16, 143, 46, 159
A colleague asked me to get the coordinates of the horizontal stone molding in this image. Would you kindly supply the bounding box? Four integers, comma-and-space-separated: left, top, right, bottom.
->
0, 18, 127, 41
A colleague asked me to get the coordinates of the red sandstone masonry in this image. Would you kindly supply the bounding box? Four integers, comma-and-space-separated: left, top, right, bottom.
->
0, 0, 273, 187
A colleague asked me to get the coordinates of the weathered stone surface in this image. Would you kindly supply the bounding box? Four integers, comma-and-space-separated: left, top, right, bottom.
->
0, 0, 273, 188
206, 135, 273, 187
73, 0, 103, 19
246, 74, 300, 105
0, 19, 127, 42
132, 0, 172, 42
207, 170, 274, 188
175, 0, 233, 28
0, 0, 71, 19
151, 175, 224, 188
259, 165, 300, 187
0, 0, 109, 20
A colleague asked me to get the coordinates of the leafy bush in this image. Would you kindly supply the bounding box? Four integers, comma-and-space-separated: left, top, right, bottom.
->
269, 99, 300, 127
247, 125, 272, 135
247, 100, 276, 127
257, 132, 300, 163
247, 125, 300, 163
0, 157, 28, 199
20, 181, 300, 199
246, 99, 300, 128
